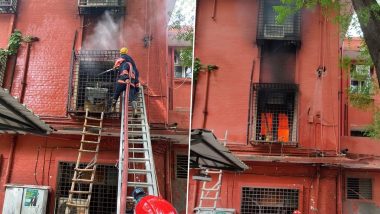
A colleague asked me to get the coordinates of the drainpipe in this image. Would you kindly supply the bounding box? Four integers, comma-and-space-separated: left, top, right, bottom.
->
314, 165, 321, 213
202, 70, 211, 128
337, 168, 343, 214
4, 135, 17, 187
20, 40, 36, 103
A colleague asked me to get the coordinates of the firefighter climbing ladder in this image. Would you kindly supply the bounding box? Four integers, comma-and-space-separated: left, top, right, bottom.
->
65, 109, 104, 214
117, 86, 158, 212
196, 132, 228, 214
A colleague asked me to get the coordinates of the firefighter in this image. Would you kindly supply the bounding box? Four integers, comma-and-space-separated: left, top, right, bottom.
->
112, 47, 140, 117
131, 188, 177, 214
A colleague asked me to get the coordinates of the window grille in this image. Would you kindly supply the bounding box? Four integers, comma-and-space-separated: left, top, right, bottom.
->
347, 177, 373, 200
241, 187, 299, 214
256, 0, 301, 43
176, 154, 188, 179
249, 83, 298, 146
55, 162, 118, 213
78, 0, 125, 15
68, 50, 120, 116
0, 0, 17, 13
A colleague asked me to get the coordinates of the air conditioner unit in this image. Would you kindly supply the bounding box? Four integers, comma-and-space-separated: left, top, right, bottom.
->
86, 0, 118, 6
264, 24, 285, 38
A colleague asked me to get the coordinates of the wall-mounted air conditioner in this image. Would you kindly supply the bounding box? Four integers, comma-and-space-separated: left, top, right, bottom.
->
2, 184, 50, 214
264, 24, 285, 38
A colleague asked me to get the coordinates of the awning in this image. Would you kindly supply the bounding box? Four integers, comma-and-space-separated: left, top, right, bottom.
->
190, 129, 249, 171
0, 88, 52, 135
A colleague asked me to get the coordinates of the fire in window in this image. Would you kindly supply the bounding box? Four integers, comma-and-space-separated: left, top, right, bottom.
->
250, 83, 298, 145
174, 49, 192, 78
241, 187, 299, 214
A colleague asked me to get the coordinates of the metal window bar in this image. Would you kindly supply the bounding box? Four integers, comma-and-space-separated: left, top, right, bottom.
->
55, 162, 118, 214
241, 187, 299, 214
249, 83, 298, 146
176, 155, 189, 179
78, 0, 125, 15
68, 50, 120, 117
346, 177, 373, 200
0, 0, 17, 13
256, 0, 301, 42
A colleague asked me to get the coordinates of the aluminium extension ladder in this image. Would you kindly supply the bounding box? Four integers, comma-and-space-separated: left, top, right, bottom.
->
65, 110, 104, 214
196, 132, 228, 214
117, 86, 158, 212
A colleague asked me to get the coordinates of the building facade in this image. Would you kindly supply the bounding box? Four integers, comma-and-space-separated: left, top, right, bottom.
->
0, 0, 190, 213
189, 0, 380, 214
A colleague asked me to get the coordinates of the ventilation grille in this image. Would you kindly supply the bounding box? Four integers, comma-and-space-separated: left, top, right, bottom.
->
347, 177, 372, 200
176, 155, 188, 179
241, 187, 299, 214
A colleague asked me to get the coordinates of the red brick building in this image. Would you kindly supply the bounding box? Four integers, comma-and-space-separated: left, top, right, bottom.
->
0, 0, 190, 213
189, 1, 380, 213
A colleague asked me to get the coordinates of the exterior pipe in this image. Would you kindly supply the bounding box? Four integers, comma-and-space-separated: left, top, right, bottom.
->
202, 69, 211, 129
337, 168, 343, 214
4, 134, 17, 187
120, 84, 130, 214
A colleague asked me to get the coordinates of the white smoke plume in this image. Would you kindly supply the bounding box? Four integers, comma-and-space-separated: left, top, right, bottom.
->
83, 11, 123, 50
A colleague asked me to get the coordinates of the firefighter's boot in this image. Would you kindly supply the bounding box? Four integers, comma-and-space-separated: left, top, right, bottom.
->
132, 101, 138, 118
111, 99, 117, 112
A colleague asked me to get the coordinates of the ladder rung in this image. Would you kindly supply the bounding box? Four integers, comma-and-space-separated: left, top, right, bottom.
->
129, 169, 152, 174
202, 188, 219, 191
129, 148, 149, 152
129, 131, 147, 135
78, 149, 98, 153
200, 197, 219, 200
127, 182, 153, 187
84, 124, 102, 129
82, 132, 100, 136
66, 202, 89, 207
206, 170, 223, 174
75, 168, 95, 172
69, 190, 92, 194
129, 157, 150, 161
128, 158, 150, 162
81, 140, 99, 144
72, 178, 94, 183
85, 116, 102, 121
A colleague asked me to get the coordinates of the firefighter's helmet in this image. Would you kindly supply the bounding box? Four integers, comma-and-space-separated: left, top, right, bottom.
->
120, 47, 128, 54
135, 195, 177, 214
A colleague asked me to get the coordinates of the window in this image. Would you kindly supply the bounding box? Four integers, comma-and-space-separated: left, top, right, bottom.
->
249, 83, 298, 145
176, 154, 188, 179
241, 187, 299, 214
55, 162, 118, 213
68, 50, 119, 115
350, 64, 372, 94
347, 177, 373, 200
257, 0, 301, 43
78, 0, 125, 15
174, 49, 192, 78
0, 0, 17, 14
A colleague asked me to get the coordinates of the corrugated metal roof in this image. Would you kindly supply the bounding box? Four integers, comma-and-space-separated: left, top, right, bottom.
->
190, 129, 249, 171
0, 87, 51, 135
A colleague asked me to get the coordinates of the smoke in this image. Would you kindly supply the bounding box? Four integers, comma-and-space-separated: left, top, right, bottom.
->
83, 11, 123, 50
